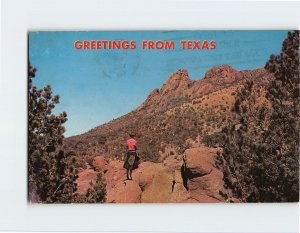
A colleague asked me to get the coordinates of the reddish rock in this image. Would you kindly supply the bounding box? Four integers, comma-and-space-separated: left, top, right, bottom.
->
187, 172, 225, 203
76, 169, 97, 195
184, 146, 227, 202
75, 149, 230, 203
203, 65, 237, 80
185, 147, 217, 177
93, 156, 108, 172
163, 155, 180, 173
189, 193, 221, 203
76, 147, 229, 203
106, 180, 142, 203
135, 66, 271, 113
170, 169, 190, 202
188, 169, 224, 195
141, 165, 174, 203
107, 160, 124, 169
131, 161, 153, 183
104, 160, 126, 190
171, 183, 190, 202
160, 69, 192, 95
133, 161, 189, 203
138, 163, 163, 191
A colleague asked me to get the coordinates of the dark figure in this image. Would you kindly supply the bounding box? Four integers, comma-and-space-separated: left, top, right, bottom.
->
123, 133, 138, 180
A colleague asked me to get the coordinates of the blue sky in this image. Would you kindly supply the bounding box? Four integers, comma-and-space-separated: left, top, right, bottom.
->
29, 30, 288, 137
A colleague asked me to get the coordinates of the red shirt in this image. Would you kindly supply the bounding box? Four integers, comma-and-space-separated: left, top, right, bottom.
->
126, 138, 137, 151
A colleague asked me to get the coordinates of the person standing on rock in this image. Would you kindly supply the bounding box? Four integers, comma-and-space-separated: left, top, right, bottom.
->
124, 132, 139, 180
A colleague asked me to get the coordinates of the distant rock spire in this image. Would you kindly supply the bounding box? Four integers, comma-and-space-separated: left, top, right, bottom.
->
160, 69, 193, 95
203, 65, 237, 79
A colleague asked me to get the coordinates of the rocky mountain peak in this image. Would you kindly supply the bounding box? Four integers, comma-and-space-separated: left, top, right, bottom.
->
160, 69, 192, 94
138, 69, 193, 111
136, 65, 270, 113
203, 65, 237, 79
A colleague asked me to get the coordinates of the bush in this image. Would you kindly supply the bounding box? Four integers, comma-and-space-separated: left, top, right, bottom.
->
98, 135, 107, 145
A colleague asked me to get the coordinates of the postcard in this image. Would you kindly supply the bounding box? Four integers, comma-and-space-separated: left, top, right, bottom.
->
28, 30, 299, 203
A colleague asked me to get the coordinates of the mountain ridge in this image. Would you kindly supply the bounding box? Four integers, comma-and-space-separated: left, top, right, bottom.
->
67, 64, 271, 142
65, 64, 272, 167
138, 65, 269, 112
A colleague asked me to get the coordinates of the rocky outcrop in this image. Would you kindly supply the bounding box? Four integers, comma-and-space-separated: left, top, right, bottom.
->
106, 180, 142, 203
183, 146, 227, 202
75, 145, 231, 203
139, 163, 174, 203
104, 160, 126, 190
135, 66, 271, 114
160, 69, 193, 95
93, 156, 108, 172
75, 168, 98, 194
203, 65, 238, 80
138, 69, 194, 111
184, 147, 215, 177
170, 169, 192, 203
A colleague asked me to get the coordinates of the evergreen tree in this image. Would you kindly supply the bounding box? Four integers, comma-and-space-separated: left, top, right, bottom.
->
28, 64, 78, 203
212, 31, 299, 202
263, 30, 299, 201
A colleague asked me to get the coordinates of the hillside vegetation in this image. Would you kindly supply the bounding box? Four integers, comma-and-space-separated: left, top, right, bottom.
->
65, 66, 271, 161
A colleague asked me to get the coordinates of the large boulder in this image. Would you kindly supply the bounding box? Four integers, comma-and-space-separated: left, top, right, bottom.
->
93, 156, 108, 172
133, 161, 192, 203
138, 163, 162, 191
106, 180, 142, 203
104, 160, 126, 190
187, 173, 224, 202
163, 155, 181, 172
139, 163, 174, 203
131, 161, 153, 184
184, 147, 217, 177
184, 146, 227, 202
75, 168, 98, 195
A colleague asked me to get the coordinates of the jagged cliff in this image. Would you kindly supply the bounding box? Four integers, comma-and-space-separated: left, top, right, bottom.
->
138, 65, 269, 112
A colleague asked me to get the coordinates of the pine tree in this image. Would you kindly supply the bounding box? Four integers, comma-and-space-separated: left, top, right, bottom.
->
213, 31, 299, 202
28, 64, 78, 203
263, 30, 299, 201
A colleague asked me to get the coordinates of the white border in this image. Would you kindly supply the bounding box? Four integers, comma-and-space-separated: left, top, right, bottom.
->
1, 0, 299, 232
